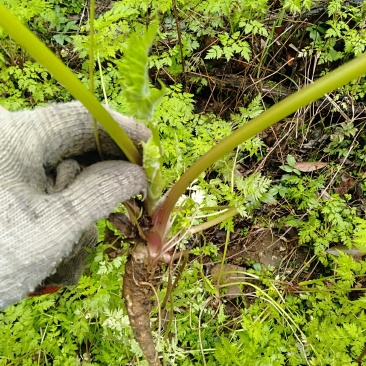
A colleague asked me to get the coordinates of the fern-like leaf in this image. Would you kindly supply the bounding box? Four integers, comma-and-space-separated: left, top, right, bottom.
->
117, 21, 165, 211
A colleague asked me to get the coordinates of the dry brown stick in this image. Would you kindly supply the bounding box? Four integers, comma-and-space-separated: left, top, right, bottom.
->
357, 343, 366, 366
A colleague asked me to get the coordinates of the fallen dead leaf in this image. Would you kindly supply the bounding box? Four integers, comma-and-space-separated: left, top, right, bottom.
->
335, 172, 356, 196
326, 244, 366, 261
211, 264, 247, 298
294, 161, 327, 172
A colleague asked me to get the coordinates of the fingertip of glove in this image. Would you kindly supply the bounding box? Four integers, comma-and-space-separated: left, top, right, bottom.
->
59, 161, 147, 224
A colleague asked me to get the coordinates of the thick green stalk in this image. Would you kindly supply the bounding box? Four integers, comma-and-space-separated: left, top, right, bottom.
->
188, 208, 237, 234
0, 4, 141, 165
153, 53, 366, 236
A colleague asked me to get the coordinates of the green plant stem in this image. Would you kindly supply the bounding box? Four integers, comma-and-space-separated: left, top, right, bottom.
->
216, 229, 231, 289
89, 0, 95, 95
0, 4, 141, 165
188, 208, 237, 234
153, 52, 366, 237
172, 0, 186, 88
98, 53, 108, 104
89, 0, 103, 159
256, 7, 286, 79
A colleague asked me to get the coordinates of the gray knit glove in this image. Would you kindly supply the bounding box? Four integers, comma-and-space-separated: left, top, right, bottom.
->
31, 160, 97, 296
0, 101, 150, 309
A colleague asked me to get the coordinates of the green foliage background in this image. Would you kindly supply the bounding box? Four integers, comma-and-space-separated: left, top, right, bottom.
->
1, 0, 366, 365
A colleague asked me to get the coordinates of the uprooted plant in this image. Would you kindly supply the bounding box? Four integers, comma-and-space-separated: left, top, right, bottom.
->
97, 24, 366, 364
2, 4, 366, 365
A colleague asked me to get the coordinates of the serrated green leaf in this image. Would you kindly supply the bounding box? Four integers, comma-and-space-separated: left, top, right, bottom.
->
117, 21, 166, 211
118, 20, 165, 122
205, 45, 223, 60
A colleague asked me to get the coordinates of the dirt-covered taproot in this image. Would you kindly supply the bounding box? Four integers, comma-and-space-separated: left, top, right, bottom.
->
123, 242, 161, 366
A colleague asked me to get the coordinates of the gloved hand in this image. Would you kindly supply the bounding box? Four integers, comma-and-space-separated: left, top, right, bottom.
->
0, 101, 150, 309
29, 159, 99, 297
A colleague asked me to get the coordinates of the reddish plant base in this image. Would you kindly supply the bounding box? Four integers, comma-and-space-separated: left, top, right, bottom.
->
28, 285, 62, 297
